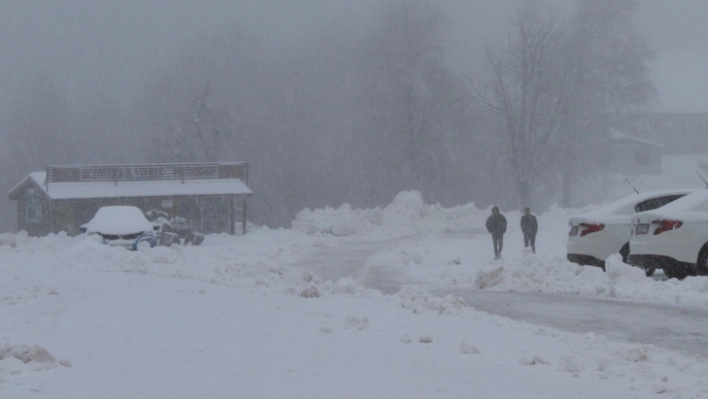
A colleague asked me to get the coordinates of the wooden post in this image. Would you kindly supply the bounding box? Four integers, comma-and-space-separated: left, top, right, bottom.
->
242, 199, 247, 235
199, 198, 204, 233
49, 201, 55, 234
228, 197, 235, 235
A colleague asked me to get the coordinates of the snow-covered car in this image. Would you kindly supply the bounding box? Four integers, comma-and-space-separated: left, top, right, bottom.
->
567, 190, 695, 271
629, 190, 708, 280
81, 206, 158, 250
145, 210, 204, 246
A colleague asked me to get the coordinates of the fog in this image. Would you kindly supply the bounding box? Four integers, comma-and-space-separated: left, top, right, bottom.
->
0, 0, 704, 232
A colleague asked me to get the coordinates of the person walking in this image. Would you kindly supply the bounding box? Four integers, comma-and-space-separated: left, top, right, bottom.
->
520, 207, 538, 254
486, 206, 507, 260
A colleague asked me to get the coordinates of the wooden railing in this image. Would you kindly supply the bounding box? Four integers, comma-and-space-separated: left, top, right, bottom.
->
46, 163, 248, 186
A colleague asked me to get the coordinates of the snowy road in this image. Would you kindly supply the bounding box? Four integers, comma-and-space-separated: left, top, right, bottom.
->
448, 290, 708, 358
293, 234, 708, 359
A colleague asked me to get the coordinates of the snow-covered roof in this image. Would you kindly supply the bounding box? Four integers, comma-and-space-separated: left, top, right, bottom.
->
10, 171, 252, 200
609, 128, 665, 148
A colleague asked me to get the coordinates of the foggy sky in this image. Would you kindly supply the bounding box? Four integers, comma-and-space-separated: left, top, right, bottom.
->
0, 0, 704, 113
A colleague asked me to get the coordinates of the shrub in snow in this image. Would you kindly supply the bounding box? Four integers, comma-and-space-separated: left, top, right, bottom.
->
344, 315, 368, 330
624, 347, 650, 362
449, 257, 462, 265
459, 342, 479, 355
418, 335, 433, 343
397, 286, 468, 314
299, 285, 320, 298
520, 356, 549, 366
475, 267, 505, 289
0, 344, 56, 364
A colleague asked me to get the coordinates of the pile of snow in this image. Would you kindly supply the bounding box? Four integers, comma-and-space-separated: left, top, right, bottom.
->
0, 344, 70, 370
293, 190, 491, 238
0, 231, 82, 252
396, 285, 468, 315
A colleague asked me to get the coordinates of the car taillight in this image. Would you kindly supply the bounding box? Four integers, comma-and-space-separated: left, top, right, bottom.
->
652, 219, 683, 235
579, 223, 605, 236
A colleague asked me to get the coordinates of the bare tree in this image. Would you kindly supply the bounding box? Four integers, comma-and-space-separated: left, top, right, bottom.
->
477, 6, 567, 207
356, 0, 464, 202
191, 84, 232, 162
557, 0, 656, 206
477, 0, 656, 208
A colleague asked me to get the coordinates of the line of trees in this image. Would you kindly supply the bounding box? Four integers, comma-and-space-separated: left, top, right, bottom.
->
0, 0, 655, 231
476, 0, 655, 209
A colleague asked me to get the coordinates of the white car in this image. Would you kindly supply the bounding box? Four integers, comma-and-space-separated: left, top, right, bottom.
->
629, 190, 708, 280
567, 190, 695, 271
81, 206, 158, 250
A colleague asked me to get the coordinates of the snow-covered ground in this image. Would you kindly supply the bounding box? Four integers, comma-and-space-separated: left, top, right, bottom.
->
3, 156, 708, 398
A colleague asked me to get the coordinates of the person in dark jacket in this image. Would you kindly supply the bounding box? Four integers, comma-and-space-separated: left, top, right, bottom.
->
520, 207, 538, 254
486, 206, 507, 260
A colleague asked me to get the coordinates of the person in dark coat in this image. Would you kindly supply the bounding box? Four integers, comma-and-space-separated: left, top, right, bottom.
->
486, 206, 507, 260
520, 207, 538, 254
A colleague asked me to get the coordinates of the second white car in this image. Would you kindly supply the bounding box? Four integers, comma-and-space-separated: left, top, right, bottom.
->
567, 189, 695, 271
630, 190, 708, 280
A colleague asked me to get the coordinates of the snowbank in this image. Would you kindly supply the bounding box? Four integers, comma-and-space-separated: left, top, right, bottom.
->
293, 190, 491, 238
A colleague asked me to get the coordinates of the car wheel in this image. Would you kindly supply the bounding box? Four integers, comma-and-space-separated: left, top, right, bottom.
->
619, 243, 630, 264
664, 264, 690, 280
696, 245, 708, 276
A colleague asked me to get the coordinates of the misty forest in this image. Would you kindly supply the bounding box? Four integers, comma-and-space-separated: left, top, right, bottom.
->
0, 0, 656, 231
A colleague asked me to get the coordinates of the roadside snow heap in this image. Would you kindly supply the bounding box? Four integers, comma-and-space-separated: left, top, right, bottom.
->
292, 190, 490, 237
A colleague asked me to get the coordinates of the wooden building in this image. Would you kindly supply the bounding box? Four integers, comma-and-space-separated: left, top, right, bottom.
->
8, 162, 253, 237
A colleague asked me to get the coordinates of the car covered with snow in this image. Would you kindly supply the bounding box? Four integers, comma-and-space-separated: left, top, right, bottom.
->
566, 190, 696, 271
629, 190, 708, 279
81, 206, 159, 250
145, 210, 204, 246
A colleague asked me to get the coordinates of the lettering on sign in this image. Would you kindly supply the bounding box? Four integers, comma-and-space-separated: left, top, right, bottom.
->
47, 163, 246, 183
